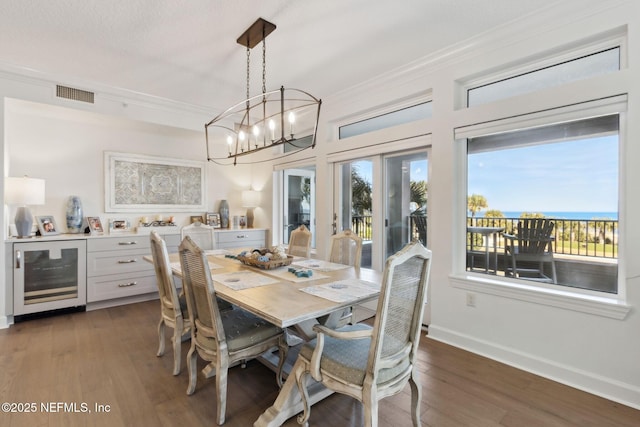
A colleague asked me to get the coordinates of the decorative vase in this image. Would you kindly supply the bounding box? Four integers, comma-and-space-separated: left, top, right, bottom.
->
219, 199, 230, 229
66, 196, 84, 233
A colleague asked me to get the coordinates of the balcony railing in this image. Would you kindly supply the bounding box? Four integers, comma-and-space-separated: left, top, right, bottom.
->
468, 216, 618, 259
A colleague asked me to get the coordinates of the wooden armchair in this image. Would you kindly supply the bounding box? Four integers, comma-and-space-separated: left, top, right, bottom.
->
181, 221, 216, 251
149, 231, 191, 375
503, 218, 557, 284
179, 236, 288, 425
294, 240, 432, 427
329, 229, 363, 267
287, 224, 312, 258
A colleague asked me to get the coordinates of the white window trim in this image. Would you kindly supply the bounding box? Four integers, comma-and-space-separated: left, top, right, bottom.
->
453, 95, 630, 320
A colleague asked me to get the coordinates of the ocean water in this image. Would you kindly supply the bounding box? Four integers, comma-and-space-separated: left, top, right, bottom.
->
478, 211, 618, 220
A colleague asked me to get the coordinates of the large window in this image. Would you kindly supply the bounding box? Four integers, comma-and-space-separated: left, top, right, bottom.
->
464, 112, 620, 294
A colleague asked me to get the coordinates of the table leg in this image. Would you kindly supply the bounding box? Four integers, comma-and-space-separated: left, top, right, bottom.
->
254, 357, 332, 427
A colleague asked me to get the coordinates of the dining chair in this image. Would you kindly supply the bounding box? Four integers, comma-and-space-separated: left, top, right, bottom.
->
293, 239, 432, 427
181, 221, 216, 251
287, 224, 312, 258
503, 218, 557, 283
328, 229, 363, 267
179, 236, 288, 425
149, 231, 191, 375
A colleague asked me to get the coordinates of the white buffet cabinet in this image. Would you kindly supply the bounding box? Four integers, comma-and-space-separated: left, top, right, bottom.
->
5, 228, 268, 318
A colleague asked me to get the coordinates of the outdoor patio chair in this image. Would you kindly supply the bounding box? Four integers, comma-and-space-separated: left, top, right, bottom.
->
503, 218, 557, 284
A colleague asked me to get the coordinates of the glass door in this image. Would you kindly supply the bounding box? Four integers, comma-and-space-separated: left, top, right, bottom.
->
335, 159, 374, 268
384, 151, 428, 259
283, 168, 316, 248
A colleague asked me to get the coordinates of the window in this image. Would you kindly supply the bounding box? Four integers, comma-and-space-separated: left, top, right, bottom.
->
465, 112, 619, 294
467, 47, 620, 107
339, 101, 432, 139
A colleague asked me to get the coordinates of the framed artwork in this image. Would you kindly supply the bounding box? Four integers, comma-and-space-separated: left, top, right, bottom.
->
109, 218, 131, 234
87, 216, 104, 235
36, 216, 60, 236
207, 212, 221, 228
104, 151, 206, 213
190, 215, 205, 224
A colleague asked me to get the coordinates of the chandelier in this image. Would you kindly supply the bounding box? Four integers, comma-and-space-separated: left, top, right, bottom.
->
205, 18, 322, 165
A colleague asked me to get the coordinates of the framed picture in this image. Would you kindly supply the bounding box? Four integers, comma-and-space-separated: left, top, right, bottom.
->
207, 212, 221, 228
36, 216, 60, 236
87, 216, 104, 235
104, 151, 206, 213
109, 218, 131, 234
190, 215, 205, 224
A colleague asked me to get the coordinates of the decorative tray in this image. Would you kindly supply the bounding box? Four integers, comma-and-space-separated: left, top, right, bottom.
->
236, 254, 294, 270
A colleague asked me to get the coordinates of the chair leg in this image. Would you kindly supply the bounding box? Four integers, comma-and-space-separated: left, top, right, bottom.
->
215, 361, 229, 425
172, 318, 183, 376
186, 343, 198, 395
294, 362, 311, 426
550, 259, 558, 284
362, 382, 378, 427
157, 317, 165, 357
409, 369, 422, 427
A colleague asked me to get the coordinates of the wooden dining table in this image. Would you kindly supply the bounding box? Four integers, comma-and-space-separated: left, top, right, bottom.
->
146, 249, 382, 426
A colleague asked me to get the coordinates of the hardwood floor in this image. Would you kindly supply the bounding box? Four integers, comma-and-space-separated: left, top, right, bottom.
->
0, 300, 637, 426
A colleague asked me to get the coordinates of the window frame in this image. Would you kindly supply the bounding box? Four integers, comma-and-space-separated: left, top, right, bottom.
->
451, 95, 630, 320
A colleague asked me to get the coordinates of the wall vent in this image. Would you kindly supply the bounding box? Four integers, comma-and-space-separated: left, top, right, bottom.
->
56, 85, 95, 104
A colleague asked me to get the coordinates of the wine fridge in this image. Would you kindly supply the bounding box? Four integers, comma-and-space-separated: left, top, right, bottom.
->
13, 239, 87, 317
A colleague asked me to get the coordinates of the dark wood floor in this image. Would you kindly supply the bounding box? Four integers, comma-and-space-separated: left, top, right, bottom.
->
0, 300, 638, 427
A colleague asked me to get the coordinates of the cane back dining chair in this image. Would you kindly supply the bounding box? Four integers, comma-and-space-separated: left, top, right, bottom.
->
181, 221, 216, 251
179, 236, 288, 425
149, 231, 191, 375
503, 218, 557, 284
294, 239, 432, 427
288, 224, 312, 258
329, 229, 363, 267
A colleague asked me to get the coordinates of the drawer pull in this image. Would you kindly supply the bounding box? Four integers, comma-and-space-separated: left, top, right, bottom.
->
236, 234, 249, 239
118, 281, 138, 288
118, 241, 138, 245
118, 259, 138, 264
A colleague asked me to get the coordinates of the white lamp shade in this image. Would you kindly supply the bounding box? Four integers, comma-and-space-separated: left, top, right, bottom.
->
242, 190, 261, 208
5, 176, 45, 206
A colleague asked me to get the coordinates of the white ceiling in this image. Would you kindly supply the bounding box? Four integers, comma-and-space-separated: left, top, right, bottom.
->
0, 0, 562, 114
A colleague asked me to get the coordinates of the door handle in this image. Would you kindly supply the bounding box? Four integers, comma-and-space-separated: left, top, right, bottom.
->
15, 250, 21, 269
118, 259, 138, 264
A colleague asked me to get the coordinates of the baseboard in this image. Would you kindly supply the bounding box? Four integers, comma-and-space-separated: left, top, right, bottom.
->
0, 315, 12, 329
428, 324, 640, 410
86, 293, 158, 311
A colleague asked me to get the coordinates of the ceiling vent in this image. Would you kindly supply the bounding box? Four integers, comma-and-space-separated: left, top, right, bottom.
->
56, 85, 94, 104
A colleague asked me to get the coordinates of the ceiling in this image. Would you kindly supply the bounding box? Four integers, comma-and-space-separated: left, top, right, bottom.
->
0, 0, 562, 115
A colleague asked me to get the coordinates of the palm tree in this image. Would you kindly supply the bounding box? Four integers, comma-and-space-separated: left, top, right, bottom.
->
410, 180, 427, 211
351, 167, 372, 216
467, 194, 488, 217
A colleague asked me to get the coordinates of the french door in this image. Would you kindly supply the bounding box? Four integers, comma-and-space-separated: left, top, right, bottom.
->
283, 168, 316, 248
333, 149, 428, 270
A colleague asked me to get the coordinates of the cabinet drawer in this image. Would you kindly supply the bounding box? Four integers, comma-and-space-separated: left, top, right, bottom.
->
216, 230, 266, 248
88, 236, 150, 252
87, 271, 157, 303
87, 249, 153, 277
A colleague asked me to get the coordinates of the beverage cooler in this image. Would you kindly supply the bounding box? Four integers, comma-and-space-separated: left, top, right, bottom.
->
13, 239, 87, 317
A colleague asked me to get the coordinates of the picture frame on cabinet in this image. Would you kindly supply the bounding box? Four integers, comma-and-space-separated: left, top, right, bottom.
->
109, 218, 131, 234
207, 212, 221, 228
87, 216, 104, 235
190, 215, 205, 224
36, 215, 60, 236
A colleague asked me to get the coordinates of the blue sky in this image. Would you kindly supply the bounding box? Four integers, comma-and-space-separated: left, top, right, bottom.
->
468, 135, 618, 212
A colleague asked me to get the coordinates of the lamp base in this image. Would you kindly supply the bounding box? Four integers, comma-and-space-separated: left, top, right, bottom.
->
246, 208, 255, 228
15, 206, 34, 238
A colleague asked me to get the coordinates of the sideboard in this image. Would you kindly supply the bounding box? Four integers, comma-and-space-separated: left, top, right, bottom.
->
5, 228, 268, 320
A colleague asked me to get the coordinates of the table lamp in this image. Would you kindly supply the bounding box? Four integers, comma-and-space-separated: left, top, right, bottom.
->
5, 176, 45, 238
242, 190, 261, 229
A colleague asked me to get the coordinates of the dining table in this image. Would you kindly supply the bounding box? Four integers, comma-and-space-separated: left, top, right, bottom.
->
145, 248, 382, 426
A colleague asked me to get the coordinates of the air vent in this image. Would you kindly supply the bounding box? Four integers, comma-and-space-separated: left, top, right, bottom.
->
56, 85, 95, 104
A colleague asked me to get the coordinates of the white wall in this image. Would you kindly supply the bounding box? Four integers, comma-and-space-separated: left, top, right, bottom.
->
310, 0, 640, 410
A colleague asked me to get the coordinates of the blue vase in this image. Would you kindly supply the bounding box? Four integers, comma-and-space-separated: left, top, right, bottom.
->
219, 199, 230, 229
66, 196, 84, 233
